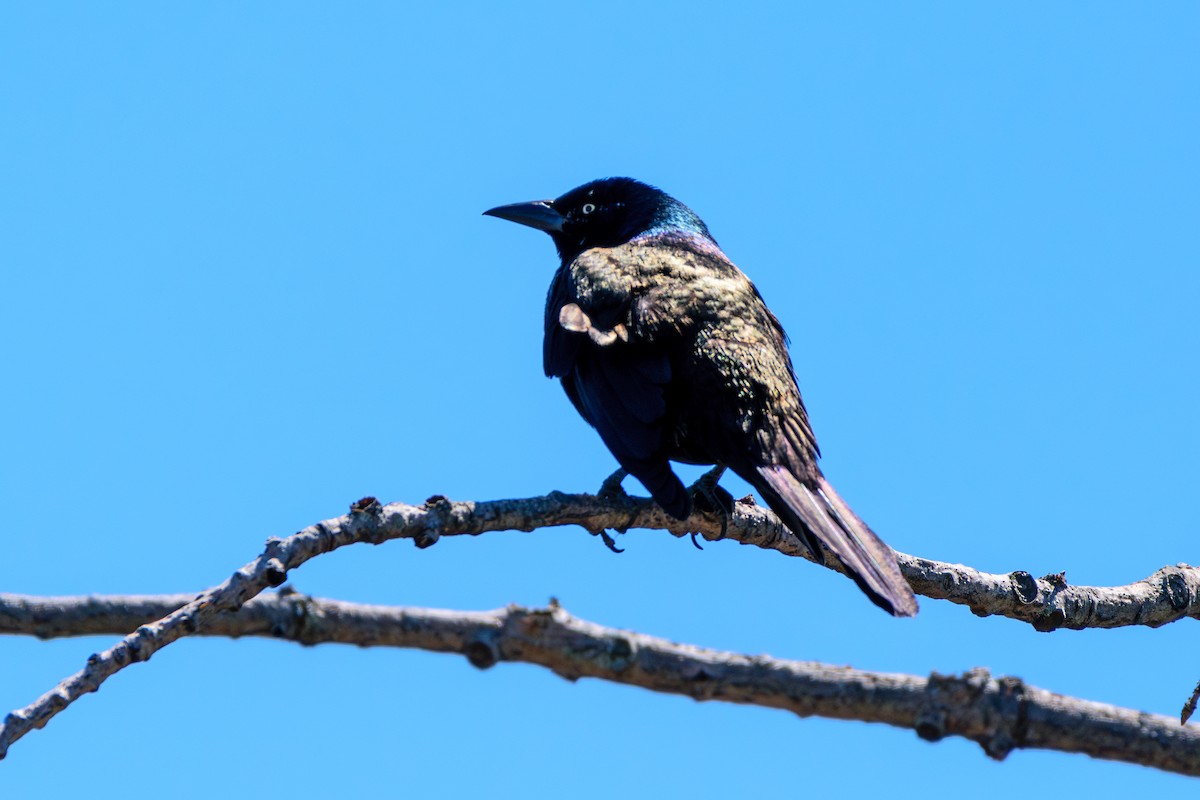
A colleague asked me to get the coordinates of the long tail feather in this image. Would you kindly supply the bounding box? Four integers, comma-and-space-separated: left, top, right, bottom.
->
750, 465, 918, 617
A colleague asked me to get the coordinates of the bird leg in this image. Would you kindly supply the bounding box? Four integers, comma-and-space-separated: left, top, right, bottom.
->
594, 467, 634, 553
687, 465, 734, 549
597, 467, 630, 500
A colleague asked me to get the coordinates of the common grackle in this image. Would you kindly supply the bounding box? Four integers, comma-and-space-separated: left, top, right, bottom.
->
484, 178, 917, 617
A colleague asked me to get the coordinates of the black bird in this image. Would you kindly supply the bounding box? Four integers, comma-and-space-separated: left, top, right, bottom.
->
484, 178, 918, 617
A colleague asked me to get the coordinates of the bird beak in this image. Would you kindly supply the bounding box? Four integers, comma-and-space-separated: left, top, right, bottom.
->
482, 200, 564, 233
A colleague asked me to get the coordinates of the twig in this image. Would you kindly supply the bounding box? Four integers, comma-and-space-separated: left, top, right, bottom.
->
1185, 682, 1200, 726
1, 591, 1196, 776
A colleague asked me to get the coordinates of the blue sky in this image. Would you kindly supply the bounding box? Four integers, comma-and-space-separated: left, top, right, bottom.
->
2, 2, 1197, 794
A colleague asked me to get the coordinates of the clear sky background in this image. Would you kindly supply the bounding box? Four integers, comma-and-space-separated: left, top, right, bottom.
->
2, 2, 1197, 795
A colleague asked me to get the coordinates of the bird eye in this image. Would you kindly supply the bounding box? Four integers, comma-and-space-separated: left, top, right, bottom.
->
581, 203, 596, 215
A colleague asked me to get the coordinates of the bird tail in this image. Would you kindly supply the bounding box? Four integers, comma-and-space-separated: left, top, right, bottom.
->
750, 465, 918, 617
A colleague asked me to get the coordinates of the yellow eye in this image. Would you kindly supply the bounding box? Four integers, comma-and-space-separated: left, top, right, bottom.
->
582, 203, 596, 215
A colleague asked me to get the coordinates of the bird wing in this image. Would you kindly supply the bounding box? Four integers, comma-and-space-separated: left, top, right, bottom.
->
543, 265, 582, 380
542, 249, 689, 518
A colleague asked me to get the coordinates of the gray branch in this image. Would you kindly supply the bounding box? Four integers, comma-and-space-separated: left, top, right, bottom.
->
1, 591, 1197, 776
0, 491, 1196, 760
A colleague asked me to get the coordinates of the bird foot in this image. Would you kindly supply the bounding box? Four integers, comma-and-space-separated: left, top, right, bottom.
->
594, 467, 635, 552
595, 529, 625, 554
687, 465, 733, 550
597, 467, 630, 501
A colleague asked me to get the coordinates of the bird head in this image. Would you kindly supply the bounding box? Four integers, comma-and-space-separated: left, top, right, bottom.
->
484, 177, 715, 262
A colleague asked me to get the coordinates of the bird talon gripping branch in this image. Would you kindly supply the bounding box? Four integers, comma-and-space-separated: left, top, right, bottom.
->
485, 178, 918, 617
596, 467, 631, 501
688, 465, 734, 545
597, 528, 625, 554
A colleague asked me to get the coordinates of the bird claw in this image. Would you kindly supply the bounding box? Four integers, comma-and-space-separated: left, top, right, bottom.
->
596, 528, 625, 554
595, 467, 635, 552
688, 465, 733, 549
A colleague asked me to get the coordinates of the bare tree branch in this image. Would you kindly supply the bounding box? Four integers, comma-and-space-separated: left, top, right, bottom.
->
1, 590, 1197, 776
0, 491, 1196, 759
1185, 682, 1200, 726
